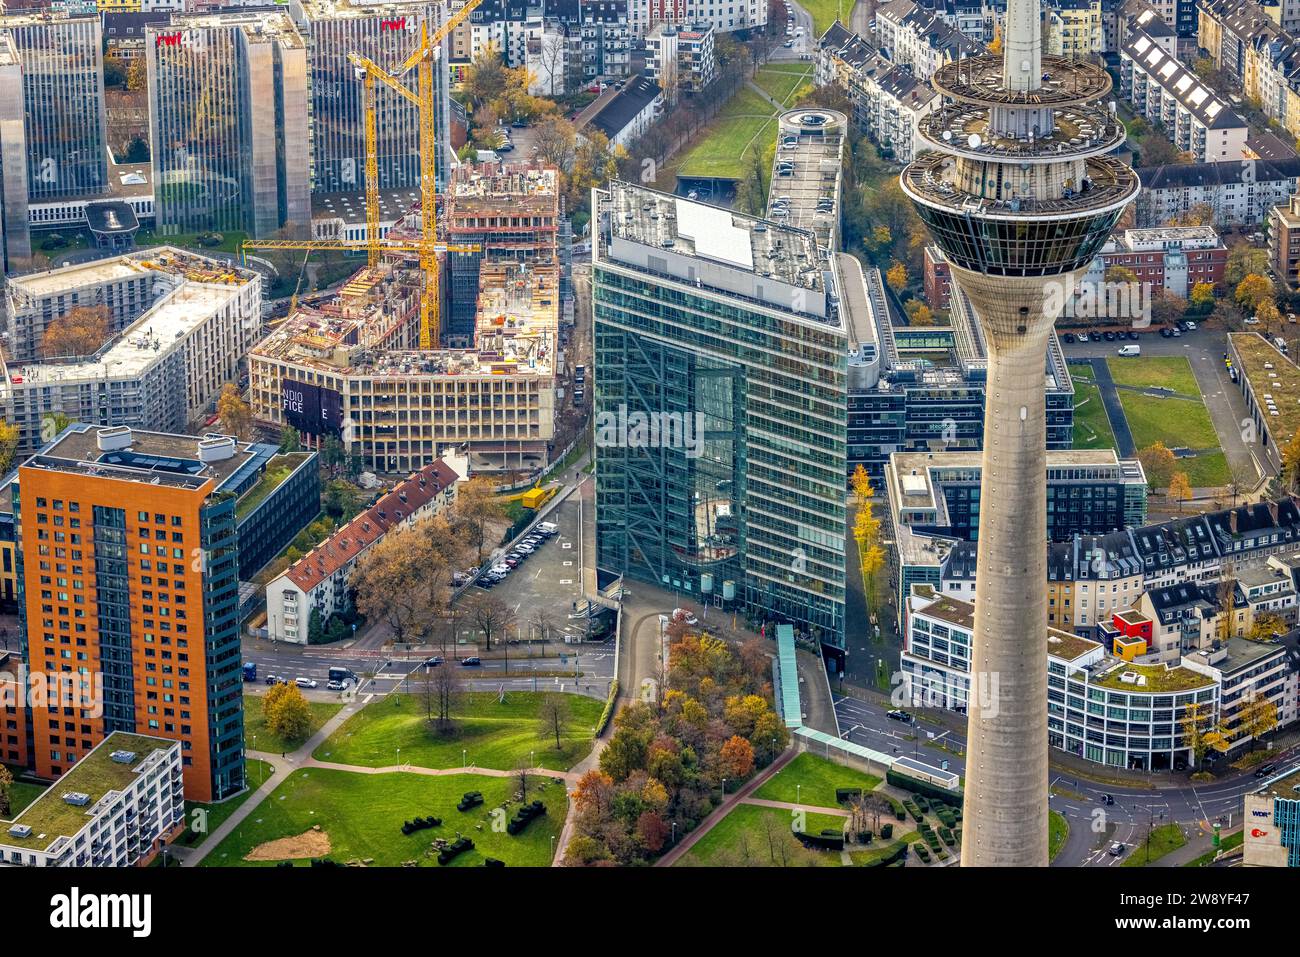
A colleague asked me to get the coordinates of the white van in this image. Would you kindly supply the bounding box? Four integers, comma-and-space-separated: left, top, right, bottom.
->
1117, 344, 1141, 357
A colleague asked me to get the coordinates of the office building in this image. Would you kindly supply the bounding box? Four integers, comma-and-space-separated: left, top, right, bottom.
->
15, 426, 254, 801
1244, 766, 1300, 866
0, 733, 183, 867
0, 11, 110, 269
846, 267, 1076, 484
900, 0, 1139, 864
592, 181, 848, 656
146, 11, 310, 237
288, 0, 452, 194
2, 248, 263, 453
885, 448, 1148, 542
902, 590, 1224, 771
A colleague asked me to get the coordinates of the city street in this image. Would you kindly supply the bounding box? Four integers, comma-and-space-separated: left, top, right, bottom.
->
833, 686, 1299, 865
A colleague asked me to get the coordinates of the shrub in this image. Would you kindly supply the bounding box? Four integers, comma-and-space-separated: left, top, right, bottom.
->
437, 836, 474, 865
881, 823, 893, 839
457, 791, 484, 812
860, 841, 909, 868
595, 679, 619, 735
836, 787, 863, 803
506, 800, 547, 835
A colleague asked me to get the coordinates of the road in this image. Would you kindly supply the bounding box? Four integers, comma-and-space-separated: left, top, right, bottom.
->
833, 687, 1297, 865
771, 0, 815, 61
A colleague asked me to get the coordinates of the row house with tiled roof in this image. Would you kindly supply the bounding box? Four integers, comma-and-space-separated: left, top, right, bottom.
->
265, 454, 466, 644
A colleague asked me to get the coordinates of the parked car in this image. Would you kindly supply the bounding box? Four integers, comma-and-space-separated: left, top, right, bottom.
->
1077, 333, 1089, 342
461, 656, 482, 667
887, 709, 913, 723
1184, 320, 1198, 331
326, 680, 345, 691
1160, 326, 1173, 337
537, 522, 558, 534
295, 677, 318, 689
672, 608, 699, 626
1127, 330, 1140, 340
424, 656, 444, 668
264, 674, 282, 686
1102, 330, 1116, 341
1062, 332, 1076, 343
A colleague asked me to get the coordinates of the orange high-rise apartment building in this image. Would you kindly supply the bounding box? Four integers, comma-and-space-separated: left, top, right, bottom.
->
16, 425, 246, 802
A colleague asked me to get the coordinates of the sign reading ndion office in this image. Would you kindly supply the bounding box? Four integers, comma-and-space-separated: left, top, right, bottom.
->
280, 378, 343, 436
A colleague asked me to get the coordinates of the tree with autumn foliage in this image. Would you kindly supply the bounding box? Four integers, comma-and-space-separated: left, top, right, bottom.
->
42, 305, 110, 359
1137, 441, 1176, 490
719, 735, 755, 779
886, 261, 908, 295
217, 383, 253, 440
1168, 471, 1193, 510
1235, 273, 1274, 313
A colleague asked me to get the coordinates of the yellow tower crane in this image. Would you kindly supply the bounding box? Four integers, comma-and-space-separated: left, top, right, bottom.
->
243, 0, 483, 349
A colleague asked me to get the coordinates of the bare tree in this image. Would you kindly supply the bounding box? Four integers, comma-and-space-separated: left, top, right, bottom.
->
539, 694, 572, 751
515, 758, 532, 802
466, 591, 516, 651
429, 660, 463, 731
531, 609, 554, 652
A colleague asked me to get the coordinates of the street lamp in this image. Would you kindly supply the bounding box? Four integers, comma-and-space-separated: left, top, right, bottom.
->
462, 748, 467, 767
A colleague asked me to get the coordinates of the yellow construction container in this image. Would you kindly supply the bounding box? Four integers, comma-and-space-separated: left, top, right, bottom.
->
522, 487, 547, 509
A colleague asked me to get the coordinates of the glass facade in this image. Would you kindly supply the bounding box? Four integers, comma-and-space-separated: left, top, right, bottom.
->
593, 221, 848, 650
3, 15, 107, 200
147, 16, 310, 237
289, 0, 450, 195
201, 493, 245, 800
911, 204, 1124, 277
91, 506, 135, 734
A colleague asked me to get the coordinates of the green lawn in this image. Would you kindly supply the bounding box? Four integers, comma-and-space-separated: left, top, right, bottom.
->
1049, 809, 1069, 862
314, 691, 603, 771
1073, 378, 1117, 450
799, 0, 858, 36
1183, 830, 1243, 867
178, 759, 274, 847
244, 693, 344, 755
752, 752, 881, 808
200, 768, 566, 867
1118, 393, 1220, 450
679, 116, 777, 180
675, 803, 847, 867
753, 65, 813, 106
1106, 356, 1200, 396
1123, 823, 1187, 866
721, 86, 779, 119
3, 772, 46, 817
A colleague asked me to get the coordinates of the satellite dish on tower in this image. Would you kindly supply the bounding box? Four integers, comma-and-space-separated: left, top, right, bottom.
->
968, 133, 982, 149
943, 130, 952, 141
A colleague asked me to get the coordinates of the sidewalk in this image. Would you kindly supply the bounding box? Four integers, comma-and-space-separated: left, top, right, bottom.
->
655, 749, 795, 867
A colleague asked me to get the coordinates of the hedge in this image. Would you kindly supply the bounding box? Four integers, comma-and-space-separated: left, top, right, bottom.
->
795, 827, 845, 851
595, 679, 620, 736
881, 823, 893, 840
836, 787, 864, 803
860, 841, 909, 868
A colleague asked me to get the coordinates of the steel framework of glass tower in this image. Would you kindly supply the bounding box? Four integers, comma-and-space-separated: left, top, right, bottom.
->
592, 182, 848, 651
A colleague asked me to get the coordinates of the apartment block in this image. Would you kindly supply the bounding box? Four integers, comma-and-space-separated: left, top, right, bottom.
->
15, 426, 252, 801
0, 732, 184, 867
1134, 157, 1300, 227
645, 22, 715, 94
1269, 192, 1300, 289
2, 248, 263, 453
1079, 225, 1228, 299
1120, 30, 1248, 162
875, 0, 984, 81
1199, 0, 1300, 142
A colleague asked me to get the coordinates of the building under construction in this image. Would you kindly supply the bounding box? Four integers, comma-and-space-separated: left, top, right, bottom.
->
248, 163, 562, 474
443, 163, 560, 346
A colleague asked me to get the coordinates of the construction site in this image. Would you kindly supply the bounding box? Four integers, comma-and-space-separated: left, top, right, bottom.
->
247, 160, 565, 476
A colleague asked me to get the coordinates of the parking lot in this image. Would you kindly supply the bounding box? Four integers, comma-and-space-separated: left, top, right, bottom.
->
461, 495, 610, 646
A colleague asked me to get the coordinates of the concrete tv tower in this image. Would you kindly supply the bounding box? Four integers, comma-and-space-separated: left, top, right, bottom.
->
900, 0, 1139, 865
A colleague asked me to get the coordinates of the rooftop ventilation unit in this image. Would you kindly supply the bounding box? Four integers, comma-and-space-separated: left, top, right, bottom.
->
8, 824, 31, 838
96, 425, 133, 452
109, 750, 137, 765
62, 792, 91, 806
197, 436, 237, 463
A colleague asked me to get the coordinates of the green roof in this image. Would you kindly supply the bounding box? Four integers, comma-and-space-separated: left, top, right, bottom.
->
1093, 661, 1215, 694
1, 732, 174, 851
235, 452, 309, 519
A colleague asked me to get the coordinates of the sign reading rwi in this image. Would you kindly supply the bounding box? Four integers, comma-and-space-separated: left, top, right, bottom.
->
380, 17, 407, 30
155, 32, 183, 47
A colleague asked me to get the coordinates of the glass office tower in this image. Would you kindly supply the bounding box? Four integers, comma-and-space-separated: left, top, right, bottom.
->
592, 182, 848, 654
288, 0, 452, 194
147, 13, 311, 237
0, 12, 107, 202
